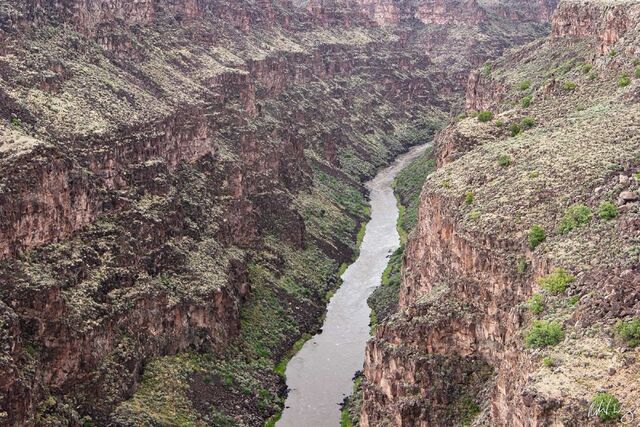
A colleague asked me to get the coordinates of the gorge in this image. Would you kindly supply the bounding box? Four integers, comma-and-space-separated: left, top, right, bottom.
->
0, 0, 638, 426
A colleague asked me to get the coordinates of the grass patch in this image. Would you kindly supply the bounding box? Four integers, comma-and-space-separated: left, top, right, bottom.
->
591, 392, 621, 422
598, 201, 619, 220
527, 294, 545, 314
477, 111, 493, 122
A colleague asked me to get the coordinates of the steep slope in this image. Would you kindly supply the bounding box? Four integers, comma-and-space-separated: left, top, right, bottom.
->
362, 0, 640, 425
0, 0, 556, 425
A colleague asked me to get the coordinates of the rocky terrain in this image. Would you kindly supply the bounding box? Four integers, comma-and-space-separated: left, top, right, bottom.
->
361, 0, 640, 425
0, 0, 558, 425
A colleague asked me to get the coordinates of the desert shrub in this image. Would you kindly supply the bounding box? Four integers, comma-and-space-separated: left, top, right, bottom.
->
636, 66, 640, 78
562, 81, 577, 90
477, 111, 493, 122
468, 210, 480, 220
591, 392, 621, 422
10, 117, 21, 128
518, 80, 531, 91
542, 357, 554, 367
481, 63, 492, 76
527, 294, 544, 314
495, 119, 504, 127
498, 154, 511, 167
516, 257, 528, 274
598, 201, 619, 220
528, 225, 546, 249
521, 117, 535, 128
557, 204, 592, 233
509, 123, 522, 136
609, 49, 617, 57
581, 63, 592, 74
525, 320, 564, 348
567, 295, 580, 306
521, 95, 532, 108
616, 318, 640, 347
539, 268, 574, 294
465, 191, 474, 204
618, 74, 631, 87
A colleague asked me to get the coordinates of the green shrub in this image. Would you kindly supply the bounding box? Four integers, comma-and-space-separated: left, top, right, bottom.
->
528, 225, 546, 249
516, 257, 528, 274
521, 117, 535, 129
481, 63, 492, 76
581, 63, 592, 74
468, 210, 480, 221
527, 294, 544, 314
591, 392, 621, 422
477, 111, 493, 122
616, 318, 640, 347
465, 191, 474, 205
521, 95, 532, 108
10, 117, 21, 128
609, 49, 617, 57
542, 357, 554, 367
562, 81, 577, 91
567, 295, 580, 306
539, 268, 575, 294
525, 320, 564, 348
618, 74, 631, 87
598, 201, 619, 220
509, 123, 522, 137
636, 66, 640, 78
495, 119, 504, 127
557, 204, 592, 233
518, 80, 531, 91
498, 154, 511, 167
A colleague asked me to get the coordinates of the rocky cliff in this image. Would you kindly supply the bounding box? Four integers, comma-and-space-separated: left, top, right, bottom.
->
362, 0, 640, 425
0, 0, 556, 425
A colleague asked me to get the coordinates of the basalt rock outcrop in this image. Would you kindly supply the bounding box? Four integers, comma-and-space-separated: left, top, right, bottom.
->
362, 0, 640, 425
0, 0, 557, 425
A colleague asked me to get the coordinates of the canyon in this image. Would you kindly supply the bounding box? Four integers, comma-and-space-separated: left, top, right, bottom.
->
1, 0, 636, 426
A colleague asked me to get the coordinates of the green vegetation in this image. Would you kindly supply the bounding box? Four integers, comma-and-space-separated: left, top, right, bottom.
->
477, 111, 493, 122
495, 119, 504, 127
521, 95, 532, 108
468, 210, 480, 221
636, 66, 640, 79
567, 295, 580, 306
609, 49, 617, 57
591, 392, 622, 422
542, 357, 554, 367
538, 268, 574, 294
275, 333, 313, 376
481, 63, 492, 76
10, 116, 21, 128
616, 318, 640, 347
598, 201, 619, 220
618, 74, 631, 88
525, 320, 564, 348
581, 63, 592, 74
528, 225, 546, 249
516, 257, 528, 274
518, 80, 531, 91
562, 81, 577, 91
557, 204, 592, 234
498, 154, 512, 167
465, 191, 474, 205
456, 396, 481, 426
509, 123, 522, 137
527, 294, 544, 314
521, 117, 535, 129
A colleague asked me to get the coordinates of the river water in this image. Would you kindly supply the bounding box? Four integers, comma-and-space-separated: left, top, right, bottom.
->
277, 144, 429, 427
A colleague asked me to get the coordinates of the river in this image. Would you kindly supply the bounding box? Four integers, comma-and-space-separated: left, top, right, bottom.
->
277, 144, 429, 427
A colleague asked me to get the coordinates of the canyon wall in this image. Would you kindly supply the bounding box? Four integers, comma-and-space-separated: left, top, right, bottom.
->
362, 0, 640, 425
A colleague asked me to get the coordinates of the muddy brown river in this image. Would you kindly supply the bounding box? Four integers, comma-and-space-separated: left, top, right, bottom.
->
277, 144, 429, 427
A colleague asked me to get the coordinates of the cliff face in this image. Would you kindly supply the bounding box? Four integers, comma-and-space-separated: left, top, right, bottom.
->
363, 0, 640, 425
0, 0, 556, 425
